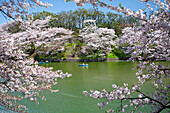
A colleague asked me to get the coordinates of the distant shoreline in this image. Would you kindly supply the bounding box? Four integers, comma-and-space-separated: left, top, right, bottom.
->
36, 57, 123, 62
36, 57, 168, 62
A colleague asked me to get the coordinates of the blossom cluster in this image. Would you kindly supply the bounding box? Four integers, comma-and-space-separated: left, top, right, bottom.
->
83, 82, 151, 112
0, 0, 53, 19
119, 26, 169, 61
70, 0, 169, 18
79, 20, 117, 54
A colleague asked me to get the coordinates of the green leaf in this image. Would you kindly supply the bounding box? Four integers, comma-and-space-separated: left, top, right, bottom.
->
64, 0, 71, 2
119, 3, 122, 8
142, 8, 146, 11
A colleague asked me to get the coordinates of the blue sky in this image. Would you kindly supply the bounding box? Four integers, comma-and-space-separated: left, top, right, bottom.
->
0, 0, 147, 24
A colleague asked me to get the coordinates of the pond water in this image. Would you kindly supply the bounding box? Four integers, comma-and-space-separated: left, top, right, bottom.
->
21, 61, 165, 113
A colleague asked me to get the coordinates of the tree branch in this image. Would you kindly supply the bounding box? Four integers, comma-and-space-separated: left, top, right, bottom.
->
0, 9, 15, 20
136, 90, 165, 107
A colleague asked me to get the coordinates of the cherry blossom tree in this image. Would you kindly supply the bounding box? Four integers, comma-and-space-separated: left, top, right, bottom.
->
0, 1, 72, 112
0, 16, 74, 57
68, 0, 170, 112
79, 19, 117, 55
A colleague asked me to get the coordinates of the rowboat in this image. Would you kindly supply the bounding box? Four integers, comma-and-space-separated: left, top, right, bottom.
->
79, 64, 89, 66
38, 62, 44, 64
38, 61, 49, 64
